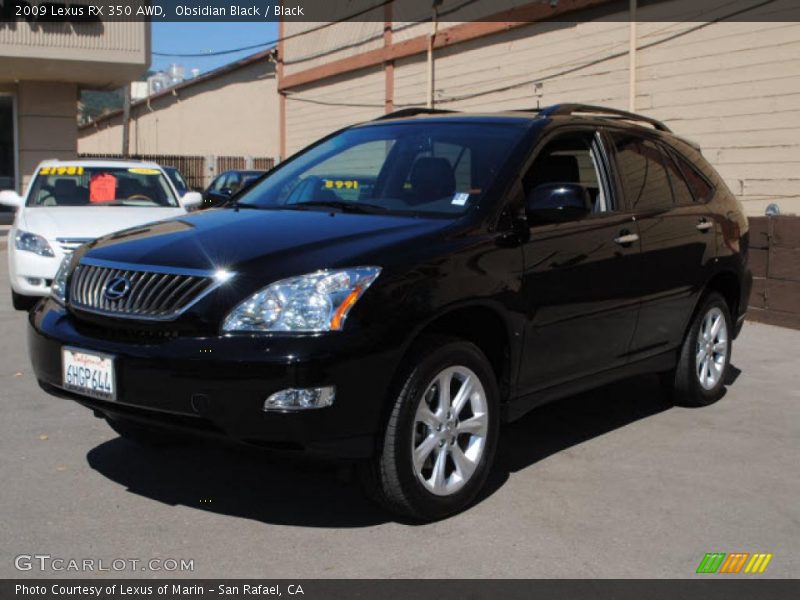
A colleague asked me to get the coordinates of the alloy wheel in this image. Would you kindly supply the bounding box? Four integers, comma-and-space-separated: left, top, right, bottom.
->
695, 306, 728, 391
411, 365, 489, 496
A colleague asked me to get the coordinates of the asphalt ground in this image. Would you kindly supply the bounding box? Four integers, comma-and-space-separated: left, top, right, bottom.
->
0, 248, 798, 579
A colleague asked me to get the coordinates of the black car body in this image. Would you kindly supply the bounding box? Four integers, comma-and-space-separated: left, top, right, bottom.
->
28, 105, 751, 519
203, 170, 266, 208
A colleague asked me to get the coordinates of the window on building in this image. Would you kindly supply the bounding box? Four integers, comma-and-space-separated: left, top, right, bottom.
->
0, 96, 14, 193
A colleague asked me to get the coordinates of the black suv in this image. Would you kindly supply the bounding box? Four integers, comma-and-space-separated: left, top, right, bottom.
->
28, 104, 751, 520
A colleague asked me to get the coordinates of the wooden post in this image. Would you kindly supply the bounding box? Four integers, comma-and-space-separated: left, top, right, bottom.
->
121, 83, 131, 158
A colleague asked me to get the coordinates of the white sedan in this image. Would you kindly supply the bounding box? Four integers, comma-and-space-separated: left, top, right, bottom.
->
0, 159, 202, 310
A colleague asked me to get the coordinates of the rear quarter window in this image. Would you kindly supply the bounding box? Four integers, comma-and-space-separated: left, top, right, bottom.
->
665, 139, 716, 202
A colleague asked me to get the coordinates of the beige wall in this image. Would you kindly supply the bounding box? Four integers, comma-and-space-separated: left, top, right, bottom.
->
285, 66, 385, 155
0, 20, 149, 87
1, 81, 79, 192
79, 59, 278, 159
282, 0, 800, 216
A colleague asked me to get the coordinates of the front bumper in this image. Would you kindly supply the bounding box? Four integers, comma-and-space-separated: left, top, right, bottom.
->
28, 300, 403, 459
8, 241, 64, 297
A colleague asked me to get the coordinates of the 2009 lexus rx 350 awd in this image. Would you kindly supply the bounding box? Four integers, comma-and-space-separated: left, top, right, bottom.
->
27, 105, 751, 520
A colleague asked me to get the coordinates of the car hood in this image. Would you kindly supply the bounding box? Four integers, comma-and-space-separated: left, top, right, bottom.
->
81, 208, 456, 279
19, 207, 187, 241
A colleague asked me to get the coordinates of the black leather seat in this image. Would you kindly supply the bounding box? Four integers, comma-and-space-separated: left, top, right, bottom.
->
53, 179, 87, 206
407, 157, 456, 205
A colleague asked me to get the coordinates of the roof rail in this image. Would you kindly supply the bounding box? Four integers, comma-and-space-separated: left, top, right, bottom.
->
538, 103, 671, 132
374, 107, 457, 120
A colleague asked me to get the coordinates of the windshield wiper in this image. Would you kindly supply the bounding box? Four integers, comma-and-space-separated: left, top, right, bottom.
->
293, 200, 387, 214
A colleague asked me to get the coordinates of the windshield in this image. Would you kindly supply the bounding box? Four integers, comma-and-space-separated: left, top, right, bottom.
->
237, 122, 526, 217
26, 166, 179, 208
242, 172, 263, 186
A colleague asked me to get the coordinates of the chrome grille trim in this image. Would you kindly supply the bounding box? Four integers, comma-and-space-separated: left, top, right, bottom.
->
68, 258, 228, 321
56, 237, 93, 255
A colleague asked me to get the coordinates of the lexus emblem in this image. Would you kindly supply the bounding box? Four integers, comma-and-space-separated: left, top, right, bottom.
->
104, 276, 131, 301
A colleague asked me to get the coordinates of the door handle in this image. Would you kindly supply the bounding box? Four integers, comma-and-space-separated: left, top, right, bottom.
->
696, 219, 713, 232
614, 232, 639, 246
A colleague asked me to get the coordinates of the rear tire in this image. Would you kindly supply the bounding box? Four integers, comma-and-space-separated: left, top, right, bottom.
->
361, 336, 499, 521
665, 292, 732, 407
106, 417, 188, 448
11, 290, 38, 311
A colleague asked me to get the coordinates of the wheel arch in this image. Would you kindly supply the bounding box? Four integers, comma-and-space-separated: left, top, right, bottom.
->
703, 270, 742, 323
679, 270, 742, 347
398, 301, 517, 404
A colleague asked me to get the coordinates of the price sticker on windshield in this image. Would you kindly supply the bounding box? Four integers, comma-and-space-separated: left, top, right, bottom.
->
324, 179, 359, 190
39, 166, 84, 176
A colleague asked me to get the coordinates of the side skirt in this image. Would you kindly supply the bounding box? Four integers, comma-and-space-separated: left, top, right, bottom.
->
502, 350, 678, 423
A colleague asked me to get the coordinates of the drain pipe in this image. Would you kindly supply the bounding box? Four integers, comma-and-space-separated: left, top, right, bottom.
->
427, 0, 442, 108
629, 0, 637, 112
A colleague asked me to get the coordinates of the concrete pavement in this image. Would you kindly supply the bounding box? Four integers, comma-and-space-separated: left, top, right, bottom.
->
0, 249, 798, 579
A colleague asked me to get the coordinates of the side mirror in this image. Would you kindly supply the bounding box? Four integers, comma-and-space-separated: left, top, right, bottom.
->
0, 190, 23, 209
180, 191, 203, 210
526, 183, 591, 224
220, 187, 234, 197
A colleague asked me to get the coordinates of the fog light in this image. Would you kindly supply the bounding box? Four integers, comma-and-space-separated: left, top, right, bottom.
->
264, 386, 335, 411
26, 277, 43, 286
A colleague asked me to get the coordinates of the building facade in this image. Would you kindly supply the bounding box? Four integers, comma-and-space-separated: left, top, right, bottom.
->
278, 0, 800, 217
78, 50, 279, 163
0, 17, 149, 192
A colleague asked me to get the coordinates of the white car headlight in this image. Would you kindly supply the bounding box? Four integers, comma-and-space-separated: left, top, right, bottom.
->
51, 257, 70, 305
15, 230, 54, 257
222, 267, 381, 333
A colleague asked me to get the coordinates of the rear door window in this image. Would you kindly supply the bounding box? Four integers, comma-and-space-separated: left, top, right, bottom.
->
611, 133, 673, 211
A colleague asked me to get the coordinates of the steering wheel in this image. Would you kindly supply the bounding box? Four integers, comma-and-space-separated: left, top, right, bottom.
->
126, 194, 152, 202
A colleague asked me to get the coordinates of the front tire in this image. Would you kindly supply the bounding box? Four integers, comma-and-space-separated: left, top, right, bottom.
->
362, 336, 499, 521
666, 292, 732, 407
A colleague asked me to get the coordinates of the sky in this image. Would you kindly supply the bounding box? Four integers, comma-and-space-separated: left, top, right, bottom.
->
151, 22, 280, 75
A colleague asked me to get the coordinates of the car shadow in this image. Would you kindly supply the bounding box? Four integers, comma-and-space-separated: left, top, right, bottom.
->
87, 437, 390, 527
87, 369, 730, 527
481, 374, 673, 500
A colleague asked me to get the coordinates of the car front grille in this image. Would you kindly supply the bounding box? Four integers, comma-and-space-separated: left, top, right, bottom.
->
69, 261, 216, 321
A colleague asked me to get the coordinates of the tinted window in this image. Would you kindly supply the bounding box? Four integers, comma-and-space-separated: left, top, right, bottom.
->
227, 172, 243, 193
612, 134, 672, 211
662, 150, 695, 206
238, 122, 526, 217
523, 131, 612, 216
210, 174, 227, 192
672, 151, 714, 203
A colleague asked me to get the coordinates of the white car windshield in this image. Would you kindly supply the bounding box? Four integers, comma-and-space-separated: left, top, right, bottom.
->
26, 166, 179, 208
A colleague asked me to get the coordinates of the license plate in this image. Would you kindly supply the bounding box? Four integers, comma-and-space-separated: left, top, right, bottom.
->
62, 347, 116, 401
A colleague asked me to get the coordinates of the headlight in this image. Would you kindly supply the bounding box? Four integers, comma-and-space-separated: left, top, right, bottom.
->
222, 267, 381, 333
51, 257, 70, 305
15, 230, 54, 257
